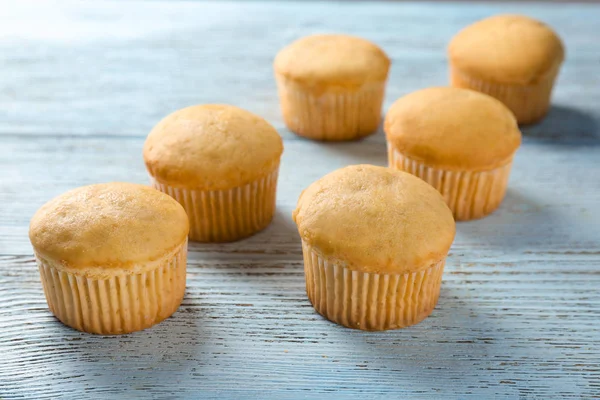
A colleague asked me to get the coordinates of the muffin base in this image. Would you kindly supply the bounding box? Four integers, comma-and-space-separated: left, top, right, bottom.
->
152, 167, 279, 242
450, 67, 559, 124
36, 241, 187, 335
302, 242, 445, 331
276, 76, 386, 141
388, 145, 513, 221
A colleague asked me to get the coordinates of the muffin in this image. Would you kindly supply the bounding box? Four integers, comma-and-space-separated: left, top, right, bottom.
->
144, 104, 283, 242
274, 34, 390, 141
448, 14, 565, 124
385, 87, 522, 221
292, 165, 455, 331
29, 183, 189, 334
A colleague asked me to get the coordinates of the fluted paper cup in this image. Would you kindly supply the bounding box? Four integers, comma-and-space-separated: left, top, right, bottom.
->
152, 167, 279, 242
450, 67, 559, 124
302, 241, 445, 331
36, 240, 187, 335
276, 76, 386, 141
388, 144, 513, 221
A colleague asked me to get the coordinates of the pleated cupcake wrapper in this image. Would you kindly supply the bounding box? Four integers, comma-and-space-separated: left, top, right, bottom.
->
388, 145, 513, 221
450, 67, 558, 124
302, 242, 445, 331
276, 76, 386, 140
152, 168, 279, 242
36, 241, 187, 335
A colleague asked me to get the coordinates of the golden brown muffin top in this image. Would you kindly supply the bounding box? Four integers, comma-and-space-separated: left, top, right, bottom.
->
274, 34, 390, 89
448, 14, 564, 85
385, 87, 522, 171
293, 165, 455, 274
144, 105, 283, 190
29, 183, 189, 270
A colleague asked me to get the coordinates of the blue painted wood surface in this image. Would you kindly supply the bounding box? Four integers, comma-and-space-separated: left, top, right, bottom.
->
1, 1, 599, 398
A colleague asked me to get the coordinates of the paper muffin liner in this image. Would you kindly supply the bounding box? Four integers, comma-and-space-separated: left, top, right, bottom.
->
388, 144, 513, 221
36, 240, 187, 335
302, 242, 445, 331
276, 76, 386, 141
450, 67, 559, 124
151, 167, 279, 242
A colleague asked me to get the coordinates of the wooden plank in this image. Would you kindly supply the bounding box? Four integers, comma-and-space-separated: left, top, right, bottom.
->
1, 135, 599, 257
1, 1, 599, 137
1, 1, 599, 399
1, 254, 599, 399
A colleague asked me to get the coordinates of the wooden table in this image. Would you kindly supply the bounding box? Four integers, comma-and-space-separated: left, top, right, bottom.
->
1, 1, 599, 398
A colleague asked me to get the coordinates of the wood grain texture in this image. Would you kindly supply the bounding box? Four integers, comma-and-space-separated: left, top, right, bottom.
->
1, 1, 599, 399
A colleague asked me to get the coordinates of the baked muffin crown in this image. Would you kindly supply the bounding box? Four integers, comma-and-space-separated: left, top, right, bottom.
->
29, 183, 189, 269
385, 87, 522, 171
144, 104, 283, 190
274, 34, 390, 89
448, 14, 564, 85
292, 165, 455, 274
